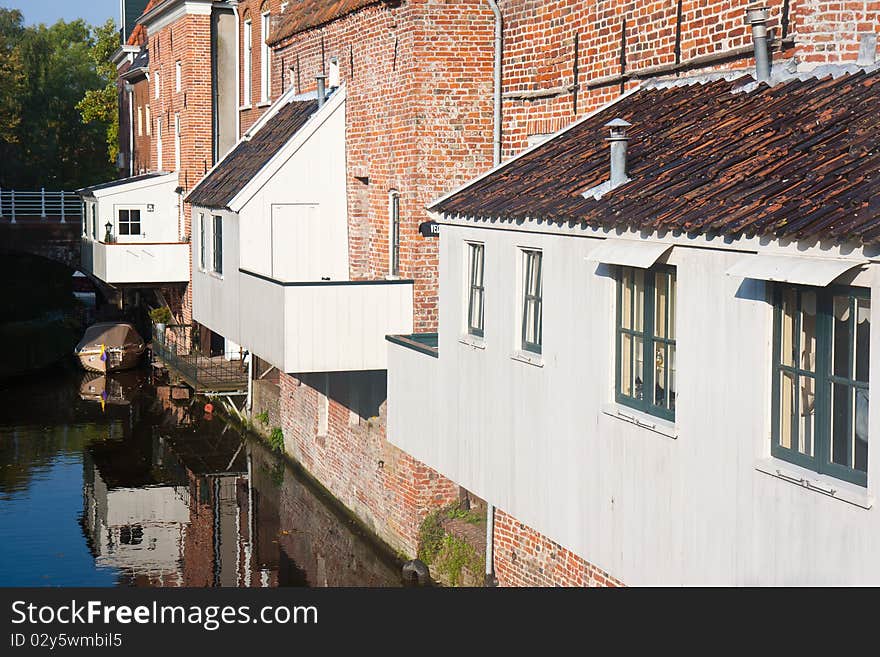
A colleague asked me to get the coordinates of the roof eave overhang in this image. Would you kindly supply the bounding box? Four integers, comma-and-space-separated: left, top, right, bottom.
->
112, 44, 141, 67
139, 0, 214, 33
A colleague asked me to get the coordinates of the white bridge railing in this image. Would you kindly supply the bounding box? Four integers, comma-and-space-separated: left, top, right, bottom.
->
0, 189, 82, 223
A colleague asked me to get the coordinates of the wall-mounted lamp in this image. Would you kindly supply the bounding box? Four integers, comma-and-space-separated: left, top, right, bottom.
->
104, 221, 113, 243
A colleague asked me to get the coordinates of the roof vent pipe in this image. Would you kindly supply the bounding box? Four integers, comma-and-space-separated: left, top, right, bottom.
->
606, 119, 632, 187
746, 5, 771, 83
316, 74, 326, 108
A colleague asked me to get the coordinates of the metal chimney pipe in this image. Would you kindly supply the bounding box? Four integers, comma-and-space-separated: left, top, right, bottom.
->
605, 119, 632, 187
746, 5, 771, 83
316, 74, 326, 108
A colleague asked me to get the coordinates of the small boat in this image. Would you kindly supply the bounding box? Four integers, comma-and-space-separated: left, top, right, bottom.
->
75, 322, 145, 373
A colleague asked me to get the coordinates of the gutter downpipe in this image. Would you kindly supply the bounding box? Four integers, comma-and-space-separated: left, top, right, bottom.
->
233, 2, 241, 139
484, 0, 502, 588
127, 83, 134, 177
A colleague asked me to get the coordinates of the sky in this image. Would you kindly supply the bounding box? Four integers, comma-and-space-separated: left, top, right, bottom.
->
2, 0, 118, 27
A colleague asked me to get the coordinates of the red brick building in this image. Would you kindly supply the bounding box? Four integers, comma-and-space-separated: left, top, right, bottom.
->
130, 0, 878, 586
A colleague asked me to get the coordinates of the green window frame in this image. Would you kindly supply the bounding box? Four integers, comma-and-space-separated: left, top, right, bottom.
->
467, 242, 485, 337
616, 264, 676, 421
212, 215, 223, 275
771, 284, 870, 487
521, 249, 542, 354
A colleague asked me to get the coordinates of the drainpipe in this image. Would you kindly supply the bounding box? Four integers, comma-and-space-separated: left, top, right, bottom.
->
125, 82, 134, 177
484, 0, 502, 588
246, 351, 253, 414
746, 5, 771, 83
487, 0, 502, 166
233, 3, 241, 139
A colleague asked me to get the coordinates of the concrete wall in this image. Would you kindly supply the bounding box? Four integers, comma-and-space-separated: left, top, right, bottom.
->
213, 9, 238, 161
389, 221, 879, 585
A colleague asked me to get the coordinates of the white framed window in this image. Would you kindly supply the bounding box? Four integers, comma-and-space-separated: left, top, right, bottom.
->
389, 190, 400, 277
199, 213, 206, 270
260, 11, 271, 103
174, 113, 181, 171
466, 242, 485, 337
175, 61, 181, 92
156, 116, 163, 170
154, 71, 160, 99
317, 373, 329, 436
118, 208, 141, 236
91, 203, 97, 239
145, 105, 151, 136
137, 106, 143, 137
243, 18, 253, 106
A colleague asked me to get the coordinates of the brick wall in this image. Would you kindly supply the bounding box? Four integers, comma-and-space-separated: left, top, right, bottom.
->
493, 508, 624, 587
148, 12, 216, 323
278, 370, 460, 556
494, 0, 878, 156
238, 0, 285, 135
270, 0, 495, 331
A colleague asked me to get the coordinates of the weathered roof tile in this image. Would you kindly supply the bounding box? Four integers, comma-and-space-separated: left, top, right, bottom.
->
433, 70, 880, 245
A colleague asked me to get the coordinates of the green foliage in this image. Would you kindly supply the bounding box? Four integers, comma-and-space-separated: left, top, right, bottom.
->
269, 426, 285, 452
0, 10, 115, 189
445, 507, 484, 524
148, 306, 173, 324
418, 504, 487, 586
254, 410, 270, 425
76, 18, 119, 165
417, 510, 446, 565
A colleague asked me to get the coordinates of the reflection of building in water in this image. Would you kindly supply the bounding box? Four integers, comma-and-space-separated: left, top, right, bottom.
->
82, 438, 190, 586
80, 396, 399, 587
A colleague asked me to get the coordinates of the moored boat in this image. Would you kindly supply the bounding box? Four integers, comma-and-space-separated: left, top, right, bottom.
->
75, 322, 145, 373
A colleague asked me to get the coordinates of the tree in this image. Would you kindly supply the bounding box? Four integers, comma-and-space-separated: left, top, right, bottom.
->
0, 13, 115, 190
77, 18, 120, 167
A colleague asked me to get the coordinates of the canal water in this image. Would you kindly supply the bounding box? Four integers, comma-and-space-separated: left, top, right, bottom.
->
0, 364, 401, 587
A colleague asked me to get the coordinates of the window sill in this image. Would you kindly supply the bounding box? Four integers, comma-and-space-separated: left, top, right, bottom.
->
208, 271, 224, 281
601, 402, 677, 439
257, 100, 272, 107
385, 274, 401, 281
754, 458, 873, 509
459, 334, 486, 350
238, 105, 253, 111
510, 349, 543, 367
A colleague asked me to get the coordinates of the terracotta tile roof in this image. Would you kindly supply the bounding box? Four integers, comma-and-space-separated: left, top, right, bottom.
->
186, 99, 318, 209
268, 0, 388, 45
433, 69, 880, 245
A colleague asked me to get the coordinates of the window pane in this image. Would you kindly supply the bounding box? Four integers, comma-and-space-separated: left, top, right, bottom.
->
831, 382, 852, 468
621, 268, 632, 330
856, 298, 870, 383
669, 273, 676, 340
655, 271, 668, 339
633, 336, 644, 400
833, 296, 853, 379
654, 343, 666, 408
798, 374, 816, 457
633, 269, 644, 332
621, 333, 632, 397
800, 291, 817, 373
534, 297, 542, 347
778, 370, 796, 450
668, 344, 676, 411
781, 288, 796, 367
855, 388, 869, 472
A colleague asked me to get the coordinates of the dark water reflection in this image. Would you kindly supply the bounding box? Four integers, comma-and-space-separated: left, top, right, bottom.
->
0, 366, 401, 587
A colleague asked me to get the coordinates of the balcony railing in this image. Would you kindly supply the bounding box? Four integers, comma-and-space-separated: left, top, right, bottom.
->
151, 324, 248, 394
0, 189, 81, 223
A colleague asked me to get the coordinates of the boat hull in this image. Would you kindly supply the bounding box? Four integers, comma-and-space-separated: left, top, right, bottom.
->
77, 347, 144, 373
